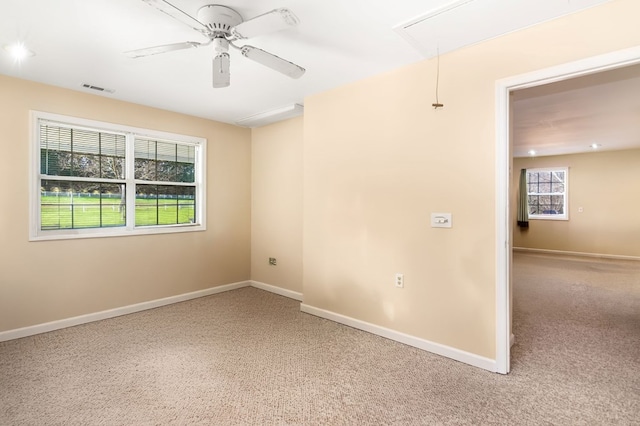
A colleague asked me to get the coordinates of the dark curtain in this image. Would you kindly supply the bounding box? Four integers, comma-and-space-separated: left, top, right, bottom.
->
517, 169, 529, 228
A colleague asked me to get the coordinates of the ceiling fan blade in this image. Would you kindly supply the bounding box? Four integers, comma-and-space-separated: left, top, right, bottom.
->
231, 9, 299, 39
240, 45, 305, 79
141, 0, 209, 35
124, 41, 203, 58
212, 53, 231, 88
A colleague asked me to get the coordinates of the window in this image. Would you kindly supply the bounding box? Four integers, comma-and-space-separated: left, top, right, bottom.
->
526, 167, 568, 220
31, 111, 206, 240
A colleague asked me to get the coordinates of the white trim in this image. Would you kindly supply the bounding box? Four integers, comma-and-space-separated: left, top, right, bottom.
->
300, 303, 496, 372
30, 110, 207, 241
495, 68, 511, 374
495, 45, 640, 376
0, 281, 251, 342
250, 281, 303, 301
513, 247, 640, 262
525, 167, 569, 221
0, 280, 303, 343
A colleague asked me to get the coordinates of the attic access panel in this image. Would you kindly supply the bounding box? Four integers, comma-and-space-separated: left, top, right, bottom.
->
393, 0, 613, 58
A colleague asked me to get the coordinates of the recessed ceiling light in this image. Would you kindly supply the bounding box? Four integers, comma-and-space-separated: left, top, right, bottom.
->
3, 43, 35, 61
528, 149, 537, 156
590, 143, 601, 149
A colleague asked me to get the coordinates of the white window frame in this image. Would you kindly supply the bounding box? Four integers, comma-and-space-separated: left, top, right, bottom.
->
30, 111, 207, 241
526, 167, 569, 221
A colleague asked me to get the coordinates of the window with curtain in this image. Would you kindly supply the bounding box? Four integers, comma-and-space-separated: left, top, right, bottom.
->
31, 111, 206, 240
526, 167, 568, 220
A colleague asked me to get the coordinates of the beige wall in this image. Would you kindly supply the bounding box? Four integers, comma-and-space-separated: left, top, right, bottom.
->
0, 75, 252, 332
302, 0, 640, 359
513, 149, 640, 257
2, 0, 639, 363
251, 117, 303, 293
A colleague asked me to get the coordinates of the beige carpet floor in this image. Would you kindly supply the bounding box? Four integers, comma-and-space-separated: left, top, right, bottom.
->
1, 252, 639, 425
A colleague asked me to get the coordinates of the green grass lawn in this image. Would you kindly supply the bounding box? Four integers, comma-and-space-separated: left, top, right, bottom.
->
41, 195, 195, 229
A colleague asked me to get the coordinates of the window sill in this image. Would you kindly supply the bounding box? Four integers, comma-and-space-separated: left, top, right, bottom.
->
528, 215, 568, 221
29, 223, 206, 242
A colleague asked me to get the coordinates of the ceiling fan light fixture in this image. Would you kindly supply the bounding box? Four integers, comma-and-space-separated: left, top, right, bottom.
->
212, 53, 230, 88
213, 37, 229, 53
131, 1, 306, 87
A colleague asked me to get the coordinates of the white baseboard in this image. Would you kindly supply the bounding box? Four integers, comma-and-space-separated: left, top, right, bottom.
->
250, 281, 303, 301
2, 279, 499, 374
510, 333, 515, 347
0, 281, 251, 342
300, 303, 497, 373
513, 247, 640, 261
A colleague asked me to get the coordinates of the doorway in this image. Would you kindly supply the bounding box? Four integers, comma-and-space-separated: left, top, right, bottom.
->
495, 45, 640, 374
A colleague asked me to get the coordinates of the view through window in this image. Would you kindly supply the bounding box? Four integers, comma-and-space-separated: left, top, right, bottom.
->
526, 167, 568, 220
32, 112, 206, 240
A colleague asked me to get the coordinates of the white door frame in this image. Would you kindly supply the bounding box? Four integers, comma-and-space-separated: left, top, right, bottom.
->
494, 45, 640, 374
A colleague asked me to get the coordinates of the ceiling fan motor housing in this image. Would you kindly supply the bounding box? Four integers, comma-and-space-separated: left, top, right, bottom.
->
197, 5, 243, 36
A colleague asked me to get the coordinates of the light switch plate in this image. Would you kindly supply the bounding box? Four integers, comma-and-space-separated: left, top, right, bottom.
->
431, 212, 452, 228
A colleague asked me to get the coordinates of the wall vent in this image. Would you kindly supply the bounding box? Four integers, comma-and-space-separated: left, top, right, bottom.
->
81, 83, 115, 94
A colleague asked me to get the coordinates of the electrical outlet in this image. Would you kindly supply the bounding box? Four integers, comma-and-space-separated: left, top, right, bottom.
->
269, 257, 277, 266
395, 273, 404, 288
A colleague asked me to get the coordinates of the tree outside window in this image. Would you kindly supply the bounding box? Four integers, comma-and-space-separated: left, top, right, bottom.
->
526, 167, 568, 220
31, 111, 206, 241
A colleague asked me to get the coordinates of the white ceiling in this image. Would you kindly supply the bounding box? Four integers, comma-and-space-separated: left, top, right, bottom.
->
512, 63, 640, 157
3, 0, 637, 156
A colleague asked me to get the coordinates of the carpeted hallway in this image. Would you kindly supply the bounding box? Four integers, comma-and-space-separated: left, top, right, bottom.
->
1, 252, 638, 424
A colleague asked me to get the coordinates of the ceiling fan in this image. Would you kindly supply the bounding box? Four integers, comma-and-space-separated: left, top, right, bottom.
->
126, 0, 306, 88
